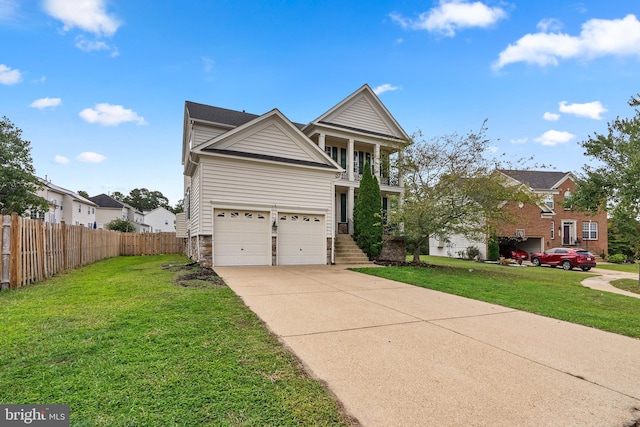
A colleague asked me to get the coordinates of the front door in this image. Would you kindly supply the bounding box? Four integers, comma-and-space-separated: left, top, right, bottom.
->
563, 224, 571, 245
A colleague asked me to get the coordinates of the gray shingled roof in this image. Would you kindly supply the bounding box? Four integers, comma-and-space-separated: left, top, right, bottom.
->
186, 101, 259, 127
185, 101, 305, 129
500, 169, 570, 190
89, 193, 125, 209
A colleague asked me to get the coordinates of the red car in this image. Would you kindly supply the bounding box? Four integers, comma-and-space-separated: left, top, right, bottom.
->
503, 248, 528, 261
530, 248, 596, 271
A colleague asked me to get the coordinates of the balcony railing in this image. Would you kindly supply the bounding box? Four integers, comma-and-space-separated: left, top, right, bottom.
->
338, 172, 400, 187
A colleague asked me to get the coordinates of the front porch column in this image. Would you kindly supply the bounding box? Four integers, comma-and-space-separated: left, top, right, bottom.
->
348, 186, 355, 235
318, 133, 325, 151
347, 139, 354, 181
374, 144, 381, 180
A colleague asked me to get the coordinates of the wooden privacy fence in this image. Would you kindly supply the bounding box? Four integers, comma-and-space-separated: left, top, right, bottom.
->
1, 215, 186, 290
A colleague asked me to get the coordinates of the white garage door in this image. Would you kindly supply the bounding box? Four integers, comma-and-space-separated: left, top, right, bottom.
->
214, 209, 270, 266
278, 213, 325, 265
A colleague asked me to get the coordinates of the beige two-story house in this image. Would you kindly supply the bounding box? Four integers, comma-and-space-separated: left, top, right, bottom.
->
182, 84, 410, 266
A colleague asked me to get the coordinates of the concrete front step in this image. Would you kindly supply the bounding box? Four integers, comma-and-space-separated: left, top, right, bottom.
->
334, 234, 371, 265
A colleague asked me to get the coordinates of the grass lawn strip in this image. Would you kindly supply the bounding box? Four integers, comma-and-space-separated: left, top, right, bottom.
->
0, 255, 351, 427
353, 256, 640, 339
611, 278, 640, 295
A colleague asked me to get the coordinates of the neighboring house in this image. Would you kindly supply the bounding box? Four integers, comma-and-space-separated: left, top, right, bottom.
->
497, 170, 607, 258
89, 193, 151, 233
183, 84, 410, 267
34, 177, 97, 227
144, 207, 176, 232
429, 170, 608, 259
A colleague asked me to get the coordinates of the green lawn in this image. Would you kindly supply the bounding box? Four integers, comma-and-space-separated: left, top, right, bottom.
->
611, 278, 640, 295
595, 262, 640, 273
354, 255, 640, 339
0, 255, 350, 427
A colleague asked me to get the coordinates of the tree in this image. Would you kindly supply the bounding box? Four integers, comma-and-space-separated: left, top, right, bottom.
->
353, 160, 383, 258
106, 218, 135, 232
77, 190, 90, 199
124, 188, 170, 211
172, 199, 184, 214
111, 191, 126, 201
393, 122, 539, 262
0, 116, 48, 215
608, 208, 640, 261
569, 93, 640, 284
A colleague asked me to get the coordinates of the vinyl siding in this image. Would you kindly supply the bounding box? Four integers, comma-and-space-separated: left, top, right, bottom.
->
327, 97, 395, 136
199, 156, 334, 235
193, 124, 226, 147
231, 123, 317, 163
189, 166, 201, 235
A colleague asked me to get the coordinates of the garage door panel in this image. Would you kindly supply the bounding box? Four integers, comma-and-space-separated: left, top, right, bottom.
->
214, 209, 270, 266
278, 213, 325, 265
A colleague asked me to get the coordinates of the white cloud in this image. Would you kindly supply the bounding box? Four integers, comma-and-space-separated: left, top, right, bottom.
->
494, 14, 640, 69
485, 145, 499, 153
543, 112, 560, 121
53, 155, 69, 164
536, 18, 563, 33
30, 97, 62, 109
0, 0, 19, 20
510, 137, 528, 144
391, 0, 507, 37
202, 56, 215, 73
79, 103, 147, 126
77, 152, 106, 163
0, 64, 22, 84
534, 130, 575, 146
373, 84, 400, 95
43, 0, 121, 36
558, 100, 607, 119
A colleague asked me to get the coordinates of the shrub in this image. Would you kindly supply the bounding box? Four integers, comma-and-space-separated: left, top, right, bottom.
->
487, 234, 500, 261
107, 218, 135, 232
466, 246, 480, 260
608, 253, 627, 264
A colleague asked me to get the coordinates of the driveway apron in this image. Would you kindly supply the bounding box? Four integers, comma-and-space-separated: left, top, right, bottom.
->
215, 265, 640, 427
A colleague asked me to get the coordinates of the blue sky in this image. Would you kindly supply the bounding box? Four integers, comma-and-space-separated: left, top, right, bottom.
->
1, 0, 639, 205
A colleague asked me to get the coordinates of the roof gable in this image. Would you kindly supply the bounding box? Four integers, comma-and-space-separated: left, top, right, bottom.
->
197, 109, 341, 171
499, 170, 573, 190
305, 84, 409, 140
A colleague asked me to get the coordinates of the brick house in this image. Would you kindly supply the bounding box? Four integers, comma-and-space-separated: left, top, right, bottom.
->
496, 170, 608, 258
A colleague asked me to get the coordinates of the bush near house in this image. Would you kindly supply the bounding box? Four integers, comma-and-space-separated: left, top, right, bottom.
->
353, 160, 383, 259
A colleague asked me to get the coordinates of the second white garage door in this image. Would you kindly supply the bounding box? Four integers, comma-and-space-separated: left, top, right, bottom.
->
278, 213, 325, 265
214, 209, 270, 266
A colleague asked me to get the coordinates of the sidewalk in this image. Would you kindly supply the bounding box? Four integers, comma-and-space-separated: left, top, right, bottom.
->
581, 267, 640, 299
216, 265, 640, 427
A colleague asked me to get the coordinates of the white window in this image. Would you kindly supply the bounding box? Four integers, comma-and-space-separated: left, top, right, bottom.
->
564, 191, 572, 210
550, 221, 555, 240
582, 222, 598, 240
78, 204, 81, 213
543, 195, 554, 210
165, 220, 168, 225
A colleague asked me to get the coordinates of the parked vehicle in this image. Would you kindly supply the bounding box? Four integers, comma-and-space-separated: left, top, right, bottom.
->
501, 248, 528, 261
530, 248, 596, 271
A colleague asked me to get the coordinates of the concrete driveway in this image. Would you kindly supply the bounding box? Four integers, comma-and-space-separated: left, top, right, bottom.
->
215, 265, 640, 427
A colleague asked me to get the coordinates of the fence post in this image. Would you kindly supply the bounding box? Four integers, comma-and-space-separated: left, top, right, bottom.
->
9, 214, 20, 289
1, 215, 10, 290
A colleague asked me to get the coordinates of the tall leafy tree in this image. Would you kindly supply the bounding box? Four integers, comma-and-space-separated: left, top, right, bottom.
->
0, 116, 48, 215
124, 188, 170, 211
569, 93, 640, 283
353, 160, 383, 258
393, 122, 538, 262
77, 190, 90, 199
